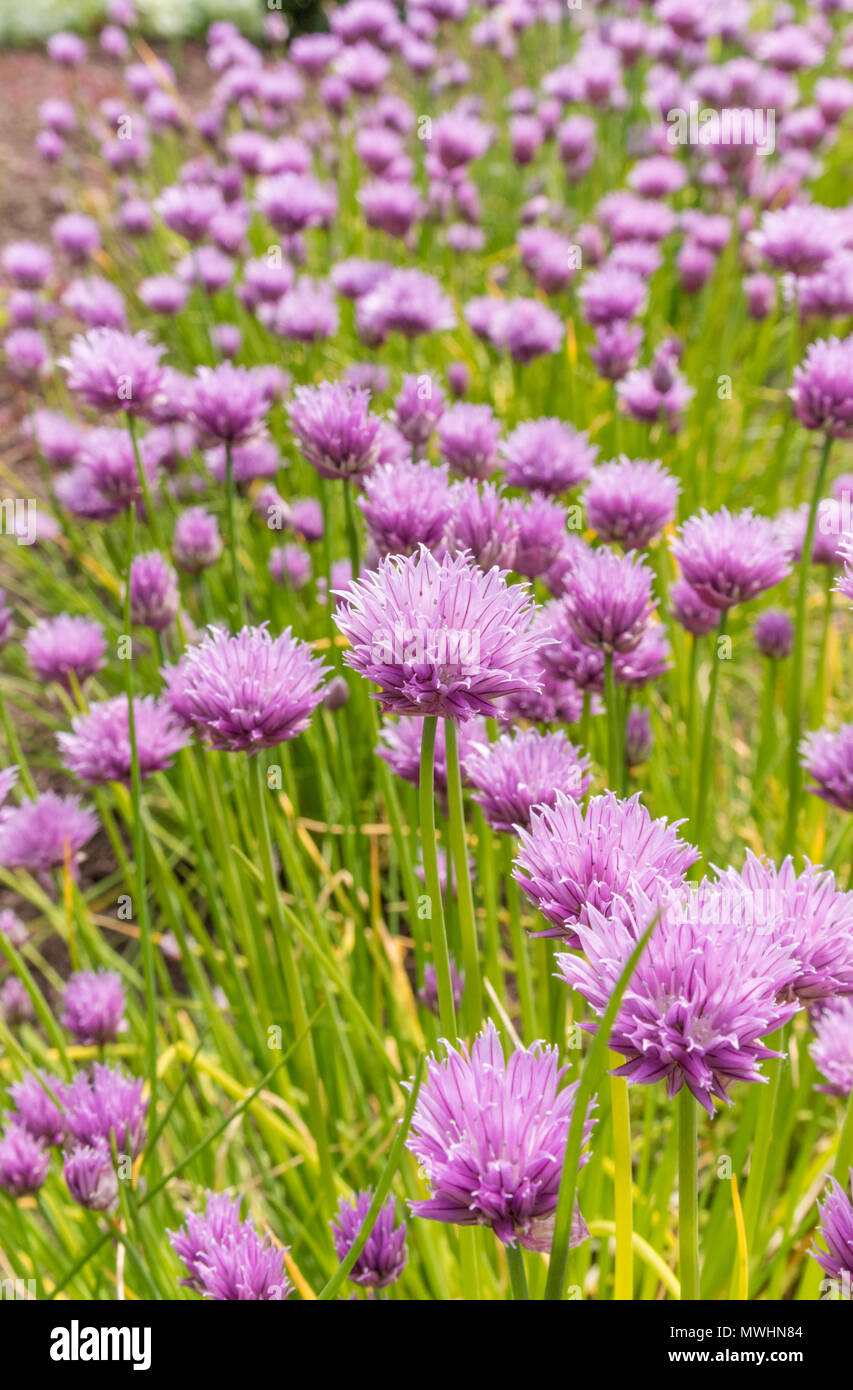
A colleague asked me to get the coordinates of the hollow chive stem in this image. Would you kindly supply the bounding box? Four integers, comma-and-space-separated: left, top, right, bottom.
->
444, 718, 482, 1036
506, 1243, 529, 1300
694, 609, 729, 850
419, 716, 457, 1041
784, 433, 833, 853
678, 1085, 700, 1301
224, 442, 246, 625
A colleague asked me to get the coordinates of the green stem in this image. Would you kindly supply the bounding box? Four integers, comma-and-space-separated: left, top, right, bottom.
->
604, 652, 622, 790
694, 610, 728, 850
225, 442, 246, 624
248, 753, 334, 1206
506, 1243, 529, 1300
611, 1060, 634, 1300
123, 502, 158, 1122
127, 414, 164, 553
784, 433, 833, 853
343, 479, 361, 583
504, 838, 535, 1044
444, 718, 482, 1036
419, 717, 457, 1040
678, 1085, 700, 1301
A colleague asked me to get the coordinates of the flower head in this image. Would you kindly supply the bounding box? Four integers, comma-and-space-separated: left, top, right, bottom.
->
670, 507, 791, 611
802, 724, 853, 811
418, 957, 465, 1016
334, 546, 548, 721
502, 418, 596, 496
5, 1071, 67, 1146
163, 625, 328, 753
288, 381, 384, 481
189, 364, 268, 445
331, 1190, 408, 1289
561, 543, 656, 654
790, 336, 853, 438
129, 552, 180, 632
514, 790, 698, 945
584, 457, 678, 550
754, 609, 794, 660
169, 1192, 290, 1300
557, 892, 798, 1113
0, 792, 98, 883
0, 1126, 49, 1196
810, 1174, 853, 1294
58, 694, 188, 786
61, 970, 127, 1045
64, 1143, 119, 1211
24, 615, 106, 689
464, 727, 592, 834
359, 460, 453, 558
437, 403, 500, 481
445, 480, 519, 571
173, 507, 223, 574
65, 1063, 148, 1158
406, 1022, 595, 1251
811, 999, 853, 1097
60, 328, 165, 415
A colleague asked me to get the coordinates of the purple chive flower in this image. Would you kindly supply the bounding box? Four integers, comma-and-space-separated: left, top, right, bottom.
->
1, 978, 33, 1026
589, 322, 643, 382
431, 112, 491, 170
58, 694, 189, 786
406, 1022, 595, 1252
62, 969, 126, 1045
6, 1072, 66, 1146
2, 240, 54, 288
331, 1190, 408, 1289
752, 205, 840, 277
65, 1063, 148, 1158
334, 545, 548, 721
557, 893, 798, 1114
64, 1143, 119, 1211
360, 180, 422, 238
189, 364, 267, 445
0, 792, 98, 883
810, 1175, 853, 1295
359, 460, 453, 558
288, 381, 384, 481
129, 552, 180, 632
625, 706, 653, 767
811, 999, 853, 1097
255, 172, 335, 234
613, 623, 671, 690
801, 724, 853, 812
669, 579, 721, 637
290, 498, 324, 543
392, 374, 445, 448
62, 275, 127, 330
23, 613, 105, 690
163, 625, 327, 754
5, 327, 49, 379
138, 275, 190, 315
580, 266, 647, 327
331, 258, 390, 300
790, 336, 853, 437
561, 543, 656, 654
712, 853, 853, 1004
52, 212, 101, 263
418, 957, 465, 1016
173, 507, 222, 574
27, 409, 84, 467
584, 457, 679, 550
514, 790, 698, 945
670, 508, 791, 611
155, 183, 224, 243
357, 269, 455, 343
437, 402, 500, 480
0, 1126, 49, 1196
47, 31, 87, 65
776, 500, 849, 566
754, 609, 794, 659
169, 1191, 291, 1301
0, 908, 26, 948
60, 329, 165, 415
463, 728, 592, 834
502, 418, 596, 496
744, 273, 777, 320
506, 493, 572, 581
268, 278, 340, 344
445, 479, 518, 571
498, 298, 564, 365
